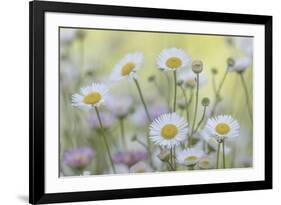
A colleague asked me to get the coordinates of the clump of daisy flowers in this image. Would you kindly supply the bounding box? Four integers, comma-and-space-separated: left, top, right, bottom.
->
68, 46, 247, 175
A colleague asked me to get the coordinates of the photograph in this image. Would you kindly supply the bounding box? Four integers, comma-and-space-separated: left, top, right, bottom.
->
59, 27, 253, 176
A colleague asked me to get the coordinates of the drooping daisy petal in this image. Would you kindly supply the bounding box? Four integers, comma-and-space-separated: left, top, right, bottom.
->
110, 52, 143, 81
199, 129, 231, 154
198, 154, 215, 169
72, 83, 109, 110
205, 115, 240, 141
177, 148, 205, 166
149, 112, 188, 149
156, 48, 191, 71
178, 70, 208, 88
228, 57, 252, 73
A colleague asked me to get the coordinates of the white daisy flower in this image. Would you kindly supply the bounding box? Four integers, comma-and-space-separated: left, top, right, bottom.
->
177, 148, 205, 166
199, 130, 231, 154
205, 115, 240, 141
156, 48, 191, 72
110, 52, 143, 81
149, 113, 188, 149
235, 37, 253, 57
228, 57, 252, 73
72, 83, 109, 110
178, 70, 208, 88
198, 154, 215, 169
130, 161, 152, 173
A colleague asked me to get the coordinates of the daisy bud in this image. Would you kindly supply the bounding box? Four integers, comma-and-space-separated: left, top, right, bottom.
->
227, 57, 235, 68
192, 60, 203, 74
157, 149, 171, 162
211, 68, 218, 75
201, 97, 210, 106
177, 80, 184, 86
76, 30, 86, 40
148, 75, 155, 82
131, 135, 137, 142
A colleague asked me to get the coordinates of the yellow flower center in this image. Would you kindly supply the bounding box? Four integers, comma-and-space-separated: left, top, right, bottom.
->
166, 57, 182, 69
215, 123, 230, 135
185, 155, 198, 161
121, 62, 135, 76
83, 92, 102, 105
161, 124, 178, 139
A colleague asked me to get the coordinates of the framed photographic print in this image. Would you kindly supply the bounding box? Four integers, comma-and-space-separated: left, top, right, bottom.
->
29, 0, 272, 204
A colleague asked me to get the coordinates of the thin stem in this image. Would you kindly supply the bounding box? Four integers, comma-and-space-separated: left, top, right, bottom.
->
166, 161, 174, 171
217, 70, 228, 94
239, 73, 253, 123
133, 79, 151, 122
134, 79, 154, 169
194, 106, 207, 133
119, 117, 127, 149
94, 107, 116, 173
164, 73, 171, 110
173, 146, 177, 170
135, 138, 147, 148
212, 74, 217, 95
173, 71, 177, 112
170, 148, 175, 170
180, 86, 189, 121
191, 73, 200, 135
216, 142, 221, 169
146, 133, 156, 170
187, 88, 194, 123
210, 71, 229, 117
222, 140, 225, 168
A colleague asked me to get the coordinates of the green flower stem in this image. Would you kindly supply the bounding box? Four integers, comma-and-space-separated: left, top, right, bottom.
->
173, 71, 177, 112
187, 88, 194, 123
94, 107, 116, 174
173, 146, 177, 170
216, 142, 221, 169
212, 73, 217, 95
164, 73, 171, 111
166, 161, 174, 171
194, 105, 207, 134
190, 73, 200, 144
222, 140, 226, 168
133, 79, 152, 122
133, 79, 155, 169
210, 71, 229, 117
170, 148, 175, 170
119, 117, 127, 149
135, 137, 148, 148
180, 85, 189, 122
239, 73, 253, 123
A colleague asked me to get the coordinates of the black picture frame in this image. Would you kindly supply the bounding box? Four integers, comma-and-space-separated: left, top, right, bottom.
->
29, 0, 272, 204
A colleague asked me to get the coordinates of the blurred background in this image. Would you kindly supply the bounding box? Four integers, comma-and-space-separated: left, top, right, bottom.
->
59, 27, 253, 176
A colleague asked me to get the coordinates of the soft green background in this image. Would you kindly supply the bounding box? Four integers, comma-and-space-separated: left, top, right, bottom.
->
60, 28, 253, 175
